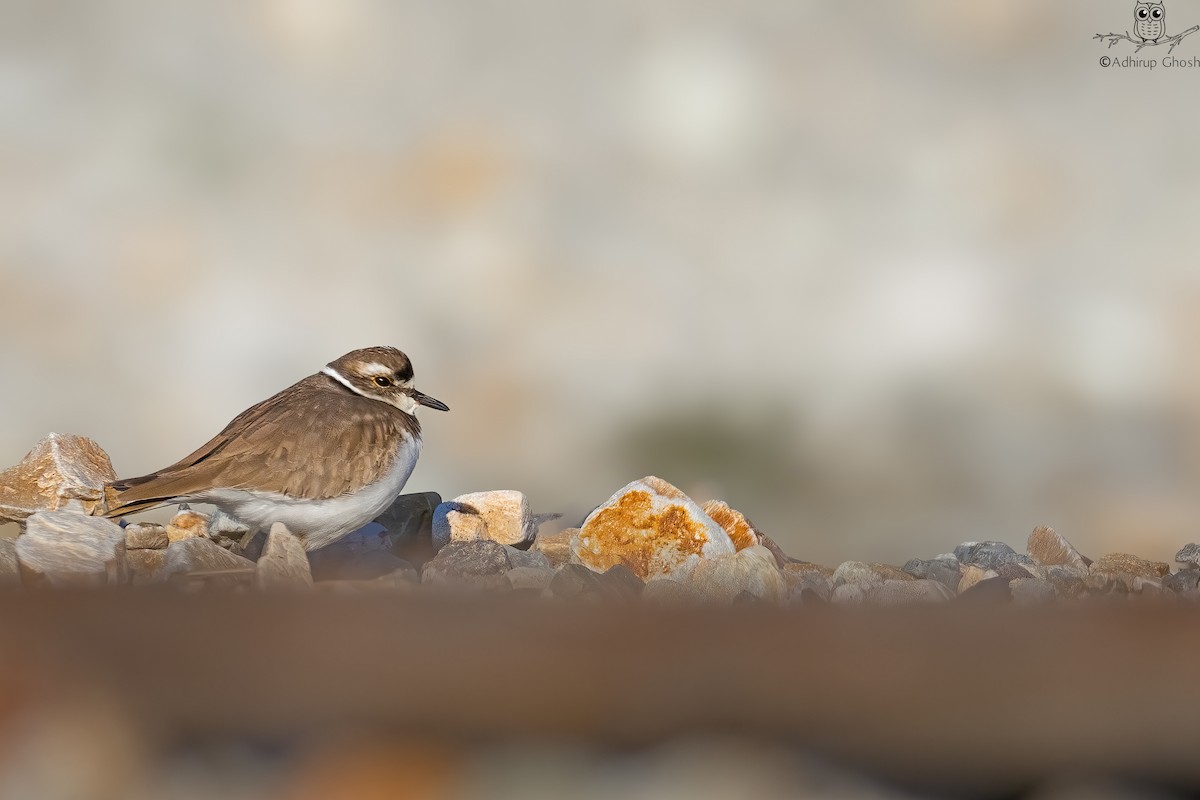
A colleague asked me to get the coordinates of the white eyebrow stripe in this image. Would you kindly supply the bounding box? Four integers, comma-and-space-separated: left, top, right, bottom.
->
361, 362, 391, 375
321, 366, 368, 397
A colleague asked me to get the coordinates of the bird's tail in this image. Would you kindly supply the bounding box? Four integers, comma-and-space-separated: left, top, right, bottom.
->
103, 478, 171, 518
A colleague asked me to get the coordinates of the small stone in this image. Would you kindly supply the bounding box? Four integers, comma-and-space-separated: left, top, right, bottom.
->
902, 557, 961, 591
447, 490, 532, 546
996, 562, 1037, 582
781, 561, 834, 585
1084, 572, 1125, 596
16, 510, 127, 588
1174, 543, 1200, 569
206, 511, 259, 556
1090, 553, 1170, 580
600, 564, 647, 599
700, 500, 789, 566
958, 565, 997, 594
207, 509, 252, 540
166, 509, 209, 542
158, 537, 256, 587
688, 545, 787, 604
869, 579, 953, 605
1130, 576, 1164, 595
124, 523, 169, 550
126, 549, 167, 585
571, 476, 734, 580
1044, 564, 1089, 598
230, 530, 266, 561
431, 502, 487, 551
642, 577, 704, 607
954, 541, 1033, 570
1027, 526, 1089, 569
504, 546, 550, 570
0, 538, 19, 588
505, 566, 555, 592
256, 523, 313, 591
830, 583, 866, 605
548, 563, 643, 602
532, 527, 575, 567
870, 563, 915, 582
1010, 578, 1056, 605
1164, 569, 1200, 595
0, 433, 116, 522
421, 540, 512, 590
831, 560, 883, 588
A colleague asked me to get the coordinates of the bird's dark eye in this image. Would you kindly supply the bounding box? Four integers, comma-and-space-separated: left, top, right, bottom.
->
1138, 7, 1149, 18
374, 376, 392, 387
1152, 7, 1163, 18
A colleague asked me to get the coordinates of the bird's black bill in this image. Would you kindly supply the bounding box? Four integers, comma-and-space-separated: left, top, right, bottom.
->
414, 390, 449, 411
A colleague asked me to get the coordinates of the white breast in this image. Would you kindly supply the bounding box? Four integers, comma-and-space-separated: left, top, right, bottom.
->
189, 437, 422, 551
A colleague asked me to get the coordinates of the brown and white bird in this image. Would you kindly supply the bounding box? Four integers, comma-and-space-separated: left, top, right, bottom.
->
103, 346, 448, 550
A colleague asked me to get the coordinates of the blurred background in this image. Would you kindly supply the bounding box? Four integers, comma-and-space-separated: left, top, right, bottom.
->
2, 0, 1198, 567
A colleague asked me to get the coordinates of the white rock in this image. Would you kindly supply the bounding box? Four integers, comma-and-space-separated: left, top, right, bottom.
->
449, 490, 532, 546
571, 476, 734, 580
17, 511, 127, 588
431, 502, 488, 551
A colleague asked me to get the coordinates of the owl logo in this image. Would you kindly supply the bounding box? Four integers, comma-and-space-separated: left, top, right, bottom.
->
1134, 1, 1166, 42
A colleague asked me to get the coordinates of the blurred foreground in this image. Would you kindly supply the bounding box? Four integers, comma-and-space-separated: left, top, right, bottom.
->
1, 595, 1198, 799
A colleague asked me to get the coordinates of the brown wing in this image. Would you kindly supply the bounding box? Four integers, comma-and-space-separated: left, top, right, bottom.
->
104, 374, 416, 516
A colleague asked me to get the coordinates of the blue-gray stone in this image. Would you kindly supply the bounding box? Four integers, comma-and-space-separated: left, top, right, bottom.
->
954, 541, 1033, 570
902, 557, 961, 591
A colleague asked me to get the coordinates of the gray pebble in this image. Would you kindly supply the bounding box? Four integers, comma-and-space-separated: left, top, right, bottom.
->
421, 540, 512, 590
954, 540, 1033, 570
1163, 569, 1200, 596
902, 556, 961, 591
505, 546, 551, 571
1175, 543, 1200, 568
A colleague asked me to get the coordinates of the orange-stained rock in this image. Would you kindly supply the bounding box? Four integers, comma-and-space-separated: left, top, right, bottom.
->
0, 433, 116, 522
700, 500, 759, 551
571, 476, 734, 579
166, 509, 209, 542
